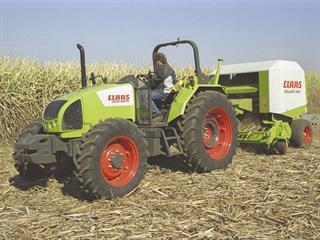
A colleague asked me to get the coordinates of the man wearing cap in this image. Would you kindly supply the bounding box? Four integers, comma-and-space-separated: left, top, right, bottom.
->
150, 52, 176, 122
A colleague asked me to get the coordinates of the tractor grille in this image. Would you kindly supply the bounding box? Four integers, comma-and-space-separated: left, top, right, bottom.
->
43, 100, 67, 120
62, 100, 83, 130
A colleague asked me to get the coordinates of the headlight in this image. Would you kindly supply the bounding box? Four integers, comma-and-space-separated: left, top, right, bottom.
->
43, 100, 67, 120
62, 100, 83, 130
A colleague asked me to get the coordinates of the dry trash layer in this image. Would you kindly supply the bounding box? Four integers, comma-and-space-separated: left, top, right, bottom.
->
0, 135, 319, 239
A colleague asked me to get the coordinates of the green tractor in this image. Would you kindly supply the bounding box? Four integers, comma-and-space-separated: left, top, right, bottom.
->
14, 39, 313, 199
14, 40, 238, 199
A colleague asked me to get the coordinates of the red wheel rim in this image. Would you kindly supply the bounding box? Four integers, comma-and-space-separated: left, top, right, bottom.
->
202, 107, 233, 160
100, 136, 139, 188
303, 126, 312, 145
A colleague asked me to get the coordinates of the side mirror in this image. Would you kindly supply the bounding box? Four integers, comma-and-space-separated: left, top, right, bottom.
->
90, 72, 96, 85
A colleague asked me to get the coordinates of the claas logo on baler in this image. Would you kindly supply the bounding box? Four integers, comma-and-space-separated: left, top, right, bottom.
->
283, 80, 302, 89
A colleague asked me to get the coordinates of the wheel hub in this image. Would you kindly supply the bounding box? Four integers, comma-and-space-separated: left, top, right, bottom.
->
100, 136, 139, 188
110, 152, 124, 169
202, 107, 233, 161
203, 121, 218, 148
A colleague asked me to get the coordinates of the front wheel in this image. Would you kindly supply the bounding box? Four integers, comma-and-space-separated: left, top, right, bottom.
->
178, 91, 238, 172
74, 119, 148, 199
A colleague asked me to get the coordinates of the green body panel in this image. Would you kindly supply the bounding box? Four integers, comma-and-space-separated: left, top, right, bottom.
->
282, 105, 307, 119
230, 98, 253, 115
166, 77, 226, 123
238, 119, 292, 147
225, 85, 258, 95
258, 71, 269, 113
166, 84, 197, 123
43, 83, 136, 139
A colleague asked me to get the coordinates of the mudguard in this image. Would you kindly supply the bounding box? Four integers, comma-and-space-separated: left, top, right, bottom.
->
167, 84, 227, 123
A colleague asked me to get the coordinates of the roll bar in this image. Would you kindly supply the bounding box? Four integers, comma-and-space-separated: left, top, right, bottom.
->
152, 39, 208, 83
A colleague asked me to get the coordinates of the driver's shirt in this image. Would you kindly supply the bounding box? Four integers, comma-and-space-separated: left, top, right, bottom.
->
151, 63, 176, 93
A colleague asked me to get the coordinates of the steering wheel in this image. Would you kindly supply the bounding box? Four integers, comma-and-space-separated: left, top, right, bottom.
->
136, 74, 149, 84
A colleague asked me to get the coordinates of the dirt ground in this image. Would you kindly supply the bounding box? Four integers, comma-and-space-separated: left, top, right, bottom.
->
0, 128, 319, 239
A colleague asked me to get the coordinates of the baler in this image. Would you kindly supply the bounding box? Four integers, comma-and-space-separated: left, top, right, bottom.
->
213, 60, 313, 153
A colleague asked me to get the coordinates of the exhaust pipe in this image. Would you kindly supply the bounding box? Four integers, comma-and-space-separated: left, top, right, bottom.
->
76, 43, 87, 88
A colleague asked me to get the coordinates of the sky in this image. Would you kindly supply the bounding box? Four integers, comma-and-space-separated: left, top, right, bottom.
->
0, 0, 319, 71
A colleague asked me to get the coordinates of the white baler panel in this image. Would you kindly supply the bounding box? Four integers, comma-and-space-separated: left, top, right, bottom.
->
213, 60, 304, 75
269, 69, 306, 114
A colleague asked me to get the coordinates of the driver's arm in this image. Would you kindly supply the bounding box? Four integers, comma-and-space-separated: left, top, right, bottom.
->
150, 73, 163, 89
150, 64, 173, 89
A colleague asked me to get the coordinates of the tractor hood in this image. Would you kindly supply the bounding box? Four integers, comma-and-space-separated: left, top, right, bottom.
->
42, 83, 136, 138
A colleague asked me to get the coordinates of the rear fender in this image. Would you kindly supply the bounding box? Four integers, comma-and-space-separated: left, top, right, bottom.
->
167, 84, 227, 123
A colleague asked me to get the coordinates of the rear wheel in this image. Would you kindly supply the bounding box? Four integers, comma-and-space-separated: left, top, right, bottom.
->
178, 91, 238, 172
290, 119, 313, 148
74, 119, 148, 199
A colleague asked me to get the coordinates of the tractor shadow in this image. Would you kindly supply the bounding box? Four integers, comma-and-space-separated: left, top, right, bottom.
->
9, 175, 49, 190
10, 155, 192, 202
59, 177, 93, 202
239, 144, 278, 155
10, 173, 92, 202
147, 155, 193, 173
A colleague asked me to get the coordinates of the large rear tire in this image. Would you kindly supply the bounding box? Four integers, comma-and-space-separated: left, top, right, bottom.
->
74, 119, 148, 199
178, 91, 238, 172
290, 119, 312, 148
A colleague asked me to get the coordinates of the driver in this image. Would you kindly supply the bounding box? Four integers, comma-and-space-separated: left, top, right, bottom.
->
150, 52, 176, 122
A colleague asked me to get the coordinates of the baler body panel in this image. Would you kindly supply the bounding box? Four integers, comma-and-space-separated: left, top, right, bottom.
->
215, 60, 307, 118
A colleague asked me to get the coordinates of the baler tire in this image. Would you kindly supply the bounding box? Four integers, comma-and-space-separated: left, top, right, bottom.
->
276, 141, 288, 155
178, 91, 238, 172
290, 119, 312, 148
74, 119, 148, 199
13, 120, 47, 180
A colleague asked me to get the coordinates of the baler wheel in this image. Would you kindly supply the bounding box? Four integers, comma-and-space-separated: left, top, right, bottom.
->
276, 141, 288, 155
74, 119, 148, 199
178, 91, 238, 172
290, 119, 313, 148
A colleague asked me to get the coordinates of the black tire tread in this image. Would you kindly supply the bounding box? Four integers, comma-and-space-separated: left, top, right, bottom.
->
178, 91, 238, 172
290, 119, 312, 148
74, 118, 148, 199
